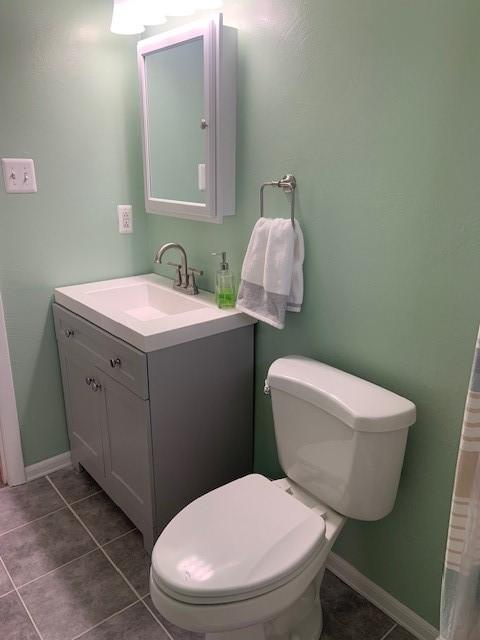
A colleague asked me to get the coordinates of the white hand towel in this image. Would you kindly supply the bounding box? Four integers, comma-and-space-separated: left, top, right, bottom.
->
238, 218, 272, 287
236, 218, 304, 329
287, 221, 304, 312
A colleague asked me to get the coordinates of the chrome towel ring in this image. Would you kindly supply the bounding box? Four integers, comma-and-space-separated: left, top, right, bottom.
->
259, 174, 297, 228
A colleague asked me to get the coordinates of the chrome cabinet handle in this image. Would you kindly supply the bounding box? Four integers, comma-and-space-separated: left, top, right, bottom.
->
85, 377, 94, 386
65, 328, 75, 338
200, 118, 208, 129
110, 358, 121, 368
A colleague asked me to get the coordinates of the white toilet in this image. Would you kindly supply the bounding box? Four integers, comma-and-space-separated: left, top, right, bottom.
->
150, 356, 416, 640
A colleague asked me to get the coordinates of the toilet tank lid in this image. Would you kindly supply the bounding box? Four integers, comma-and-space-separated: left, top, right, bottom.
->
267, 356, 416, 432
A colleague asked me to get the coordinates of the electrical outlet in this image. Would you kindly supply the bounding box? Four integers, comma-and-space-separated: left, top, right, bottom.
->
117, 205, 133, 234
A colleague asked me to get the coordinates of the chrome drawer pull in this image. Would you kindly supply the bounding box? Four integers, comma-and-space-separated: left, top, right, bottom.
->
110, 357, 122, 368
91, 381, 102, 392
65, 328, 75, 338
85, 377, 93, 386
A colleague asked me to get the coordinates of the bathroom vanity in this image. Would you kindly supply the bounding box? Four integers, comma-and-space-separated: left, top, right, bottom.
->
53, 274, 255, 550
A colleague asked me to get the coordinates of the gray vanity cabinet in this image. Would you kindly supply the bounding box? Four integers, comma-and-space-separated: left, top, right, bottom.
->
53, 303, 254, 551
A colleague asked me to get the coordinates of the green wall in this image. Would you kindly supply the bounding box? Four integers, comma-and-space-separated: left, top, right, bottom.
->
1, 0, 479, 629
147, 0, 480, 627
0, 0, 149, 465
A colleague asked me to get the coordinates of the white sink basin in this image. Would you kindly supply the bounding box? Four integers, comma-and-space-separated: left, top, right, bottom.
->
54, 274, 255, 352
85, 282, 205, 320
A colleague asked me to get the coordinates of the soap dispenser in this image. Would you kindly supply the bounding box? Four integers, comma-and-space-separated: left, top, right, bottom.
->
211, 251, 236, 309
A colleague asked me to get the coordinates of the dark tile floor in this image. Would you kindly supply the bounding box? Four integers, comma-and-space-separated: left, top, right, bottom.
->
0, 468, 417, 640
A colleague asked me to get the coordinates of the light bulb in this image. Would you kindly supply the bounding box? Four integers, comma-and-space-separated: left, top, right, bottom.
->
163, 0, 196, 16
194, 0, 223, 8
139, 0, 167, 26
110, 0, 145, 34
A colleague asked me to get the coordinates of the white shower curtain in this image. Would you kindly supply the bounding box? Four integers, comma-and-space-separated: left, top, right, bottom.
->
439, 329, 480, 640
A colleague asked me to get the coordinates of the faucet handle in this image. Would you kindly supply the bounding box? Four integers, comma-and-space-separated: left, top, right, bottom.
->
167, 262, 183, 286
186, 267, 203, 295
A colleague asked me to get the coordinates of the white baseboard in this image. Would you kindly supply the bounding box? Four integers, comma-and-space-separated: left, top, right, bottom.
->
326, 552, 439, 640
25, 451, 72, 482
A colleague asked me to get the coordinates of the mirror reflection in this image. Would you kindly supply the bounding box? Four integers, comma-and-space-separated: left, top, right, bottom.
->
145, 37, 205, 204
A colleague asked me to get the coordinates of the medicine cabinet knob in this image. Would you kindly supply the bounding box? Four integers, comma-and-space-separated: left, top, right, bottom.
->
200, 118, 208, 130
65, 328, 75, 338
110, 357, 121, 368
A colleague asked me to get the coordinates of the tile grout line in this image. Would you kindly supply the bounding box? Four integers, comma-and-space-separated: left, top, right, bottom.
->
0, 506, 66, 538
68, 489, 103, 505
0, 588, 15, 600
11, 527, 138, 590
46, 476, 175, 640
101, 526, 137, 547
380, 623, 399, 640
0, 489, 102, 539
140, 593, 175, 639
101, 526, 137, 545
0, 555, 44, 640
17, 549, 98, 589
70, 600, 140, 640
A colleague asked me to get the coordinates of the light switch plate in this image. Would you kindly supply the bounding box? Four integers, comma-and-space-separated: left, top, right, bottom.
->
117, 205, 133, 234
2, 158, 37, 193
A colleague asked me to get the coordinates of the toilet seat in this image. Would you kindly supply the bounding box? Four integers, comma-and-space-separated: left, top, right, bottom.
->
151, 474, 326, 605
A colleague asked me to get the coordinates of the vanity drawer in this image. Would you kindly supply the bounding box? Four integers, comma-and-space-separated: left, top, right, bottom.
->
53, 303, 148, 399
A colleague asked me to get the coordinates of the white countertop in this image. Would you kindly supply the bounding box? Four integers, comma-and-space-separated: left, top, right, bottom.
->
54, 273, 256, 352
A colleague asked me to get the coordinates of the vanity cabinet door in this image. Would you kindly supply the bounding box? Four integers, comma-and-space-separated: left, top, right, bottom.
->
58, 347, 106, 482
96, 371, 154, 548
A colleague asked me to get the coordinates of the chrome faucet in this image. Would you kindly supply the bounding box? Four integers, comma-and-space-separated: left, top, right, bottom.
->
153, 243, 204, 295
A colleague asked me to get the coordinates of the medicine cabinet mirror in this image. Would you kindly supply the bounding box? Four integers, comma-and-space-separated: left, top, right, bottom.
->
137, 14, 237, 223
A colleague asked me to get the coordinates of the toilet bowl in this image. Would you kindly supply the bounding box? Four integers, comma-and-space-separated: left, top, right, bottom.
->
150, 476, 345, 639
150, 357, 416, 639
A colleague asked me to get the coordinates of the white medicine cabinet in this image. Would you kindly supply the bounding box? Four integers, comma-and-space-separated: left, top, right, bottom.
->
137, 14, 237, 223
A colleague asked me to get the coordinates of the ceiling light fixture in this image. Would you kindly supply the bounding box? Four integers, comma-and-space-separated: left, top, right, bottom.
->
110, 0, 145, 34
110, 0, 225, 35
162, 0, 197, 17
139, 0, 167, 26
194, 0, 224, 9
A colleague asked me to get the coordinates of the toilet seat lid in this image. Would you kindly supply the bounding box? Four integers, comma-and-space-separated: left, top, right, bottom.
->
151, 474, 326, 603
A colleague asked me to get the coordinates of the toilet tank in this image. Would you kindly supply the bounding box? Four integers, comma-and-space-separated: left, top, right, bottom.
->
267, 357, 416, 521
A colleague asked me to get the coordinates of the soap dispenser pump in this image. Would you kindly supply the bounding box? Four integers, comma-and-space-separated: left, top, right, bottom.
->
211, 251, 236, 309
